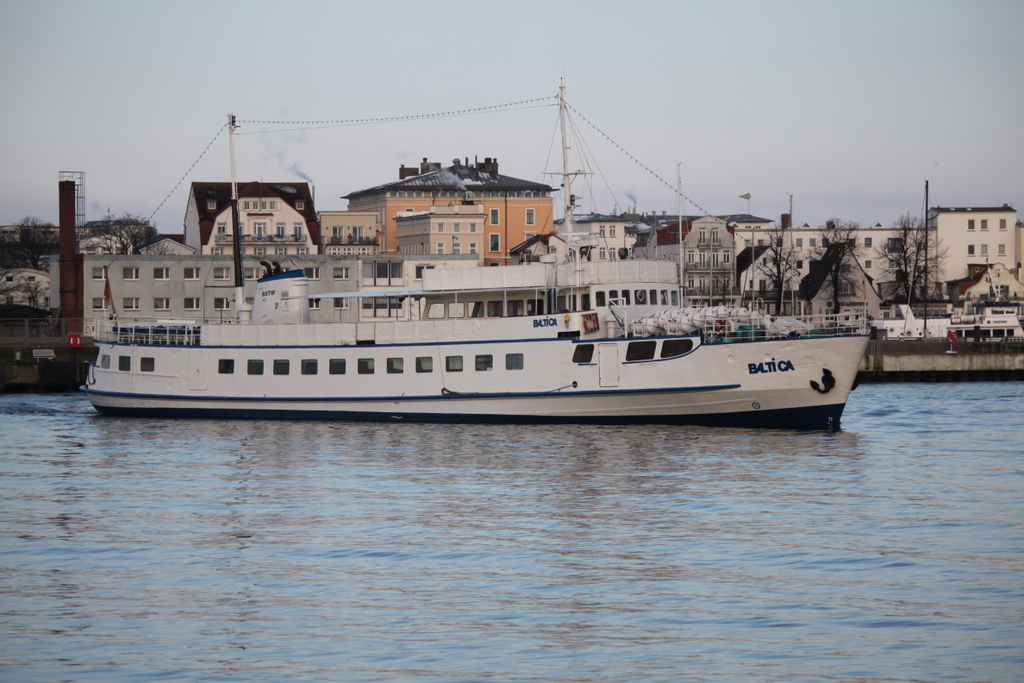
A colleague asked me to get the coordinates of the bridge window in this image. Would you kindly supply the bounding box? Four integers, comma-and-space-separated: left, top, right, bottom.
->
626, 341, 657, 361
572, 344, 594, 363
661, 339, 694, 358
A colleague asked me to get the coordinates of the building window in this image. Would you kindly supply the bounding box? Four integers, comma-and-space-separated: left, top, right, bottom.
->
304, 267, 320, 280
92, 267, 107, 280
247, 359, 264, 375
153, 298, 170, 311
308, 298, 320, 310
296, 201, 305, 210
436, 242, 445, 255
243, 267, 259, 280
437, 222, 445, 233
123, 267, 140, 281
980, 244, 988, 256
153, 267, 169, 281
297, 248, 308, 255
864, 260, 872, 269
214, 297, 231, 310
214, 267, 230, 280
490, 209, 499, 225
864, 237, 872, 247
334, 266, 350, 279
184, 298, 201, 310
452, 238, 461, 255
999, 219, 1007, 231
333, 298, 349, 310
92, 298, 106, 311
184, 267, 200, 280
968, 219, 975, 230
469, 242, 478, 255
998, 244, 1006, 256
967, 244, 975, 256
796, 238, 803, 248
469, 222, 478, 233
123, 297, 140, 311
489, 234, 500, 252
526, 209, 535, 226
981, 219, 988, 231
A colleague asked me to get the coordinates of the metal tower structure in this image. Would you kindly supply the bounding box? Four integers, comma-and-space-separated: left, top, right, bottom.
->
58, 171, 86, 227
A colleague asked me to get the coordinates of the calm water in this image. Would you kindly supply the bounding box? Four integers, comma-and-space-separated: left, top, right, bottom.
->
1, 384, 1023, 682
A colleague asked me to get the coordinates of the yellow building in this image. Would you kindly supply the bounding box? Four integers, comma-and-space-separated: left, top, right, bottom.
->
343, 157, 553, 266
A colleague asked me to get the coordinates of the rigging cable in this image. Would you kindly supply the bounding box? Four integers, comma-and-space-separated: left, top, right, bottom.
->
563, 100, 711, 216
147, 124, 226, 224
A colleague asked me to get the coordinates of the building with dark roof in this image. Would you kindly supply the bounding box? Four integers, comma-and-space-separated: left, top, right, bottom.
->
183, 182, 320, 257
343, 157, 553, 266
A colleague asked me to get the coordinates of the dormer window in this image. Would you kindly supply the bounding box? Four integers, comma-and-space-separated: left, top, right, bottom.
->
296, 200, 305, 210
207, 200, 217, 210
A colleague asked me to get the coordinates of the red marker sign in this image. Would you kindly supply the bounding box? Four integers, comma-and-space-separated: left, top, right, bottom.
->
946, 330, 958, 344
68, 333, 82, 348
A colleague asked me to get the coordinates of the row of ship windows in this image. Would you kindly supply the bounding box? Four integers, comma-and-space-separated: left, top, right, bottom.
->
100, 338, 695, 376
101, 353, 526, 375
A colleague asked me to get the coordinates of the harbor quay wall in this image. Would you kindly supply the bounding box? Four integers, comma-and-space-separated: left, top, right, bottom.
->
0, 341, 96, 392
858, 340, 1024, 383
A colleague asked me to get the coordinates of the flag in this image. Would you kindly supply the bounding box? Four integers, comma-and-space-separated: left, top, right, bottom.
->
104, 277, 117, 317
739, 193, 751, 200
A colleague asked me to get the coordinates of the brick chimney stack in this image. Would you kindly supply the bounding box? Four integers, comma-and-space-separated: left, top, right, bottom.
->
58, 180, 84, 329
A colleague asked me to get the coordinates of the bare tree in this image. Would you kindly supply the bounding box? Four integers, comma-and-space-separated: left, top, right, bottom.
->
93, 213, 158, 255
812, 218, 863, 314
753, 220, 801, 314
875, 212, 945, 306
0, 217, 59, 271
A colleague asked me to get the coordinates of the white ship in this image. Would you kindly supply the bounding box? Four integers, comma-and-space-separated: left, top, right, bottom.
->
872, 304, 1023, 341
82, 87, 870, 429
83, 256, 868, 429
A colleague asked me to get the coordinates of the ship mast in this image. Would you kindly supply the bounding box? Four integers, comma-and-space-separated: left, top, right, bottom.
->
228, 114, 250, 322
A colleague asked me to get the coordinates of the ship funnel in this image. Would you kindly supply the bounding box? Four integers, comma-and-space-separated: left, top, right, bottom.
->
252, 270, 310, 324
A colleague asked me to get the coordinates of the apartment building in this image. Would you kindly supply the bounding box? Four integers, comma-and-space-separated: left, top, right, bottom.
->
183, 182, 321, 257
343, 157, 554, 266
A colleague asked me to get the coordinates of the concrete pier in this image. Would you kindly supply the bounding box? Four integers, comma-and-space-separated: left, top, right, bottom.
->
858, 340, 1024, 382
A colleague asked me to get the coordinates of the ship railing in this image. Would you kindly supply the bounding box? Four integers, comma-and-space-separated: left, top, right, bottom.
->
93, 317, 202, 346
628, 308, 868, 343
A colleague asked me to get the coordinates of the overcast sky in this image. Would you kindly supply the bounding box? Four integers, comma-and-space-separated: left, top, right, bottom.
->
1, 0, 1021, 233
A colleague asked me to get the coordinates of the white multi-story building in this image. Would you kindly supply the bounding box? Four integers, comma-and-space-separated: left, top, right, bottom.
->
183, 182, 321, 257
928, 205, 1017, 282
55, 253, 478, 325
